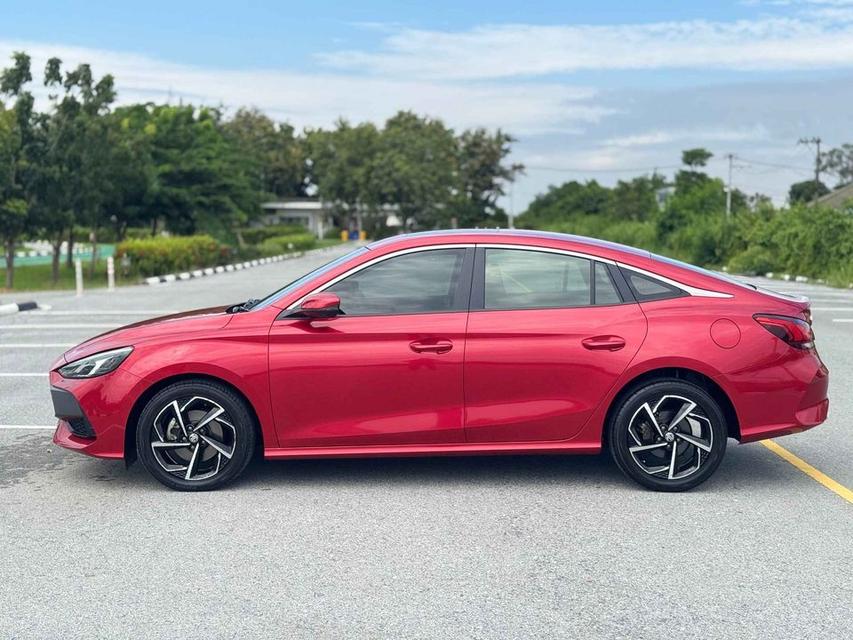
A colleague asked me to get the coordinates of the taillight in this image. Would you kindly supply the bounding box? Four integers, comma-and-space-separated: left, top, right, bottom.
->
754, 314, 814, 349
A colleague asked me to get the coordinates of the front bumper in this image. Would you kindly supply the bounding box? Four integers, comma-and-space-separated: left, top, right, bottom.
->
50, 386, 95, 438
50, 368, 145, 459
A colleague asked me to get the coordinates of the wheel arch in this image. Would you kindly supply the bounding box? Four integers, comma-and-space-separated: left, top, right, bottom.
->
602, 366, 741, 449
124, 373, 265, 465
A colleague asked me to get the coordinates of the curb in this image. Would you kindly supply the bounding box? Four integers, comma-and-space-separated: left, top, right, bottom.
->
143, 246, 340, 286
764, 272, 853, 289
0, 301, 42, 316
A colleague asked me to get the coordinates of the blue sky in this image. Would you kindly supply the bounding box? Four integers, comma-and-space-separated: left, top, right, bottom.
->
3, 0, 853, 208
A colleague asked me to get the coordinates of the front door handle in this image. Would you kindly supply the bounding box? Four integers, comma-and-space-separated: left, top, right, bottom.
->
582, 335, 626, 351
410, 340, 453, 354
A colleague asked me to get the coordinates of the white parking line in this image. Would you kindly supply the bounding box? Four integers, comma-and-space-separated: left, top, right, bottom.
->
832, 319, 853, 323
0, 425, 54, 430
0, 324, 117, 329
0, 344, 74, 348
26, 310, 178, 316
0, 373, 49, 377
811, 307, 853, 312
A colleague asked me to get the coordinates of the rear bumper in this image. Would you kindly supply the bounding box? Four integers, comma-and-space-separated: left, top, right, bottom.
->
735, 360, 829, 443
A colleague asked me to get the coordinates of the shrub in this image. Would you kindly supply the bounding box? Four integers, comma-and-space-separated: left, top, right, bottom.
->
240, 225, 307, 245
257, 233, 316, 256
116, 235, 229, 276
727, 246, 776, 275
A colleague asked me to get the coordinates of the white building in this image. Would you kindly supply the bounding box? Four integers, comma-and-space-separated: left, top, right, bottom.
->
259, 198, 331, 239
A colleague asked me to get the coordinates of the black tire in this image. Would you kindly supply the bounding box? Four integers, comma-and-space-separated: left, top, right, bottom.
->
136, 380, 256, 491
608, 379, 727, 492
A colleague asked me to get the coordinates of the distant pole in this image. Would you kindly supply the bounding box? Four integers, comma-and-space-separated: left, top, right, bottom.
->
798, 136, 823, 185
508, 182, 515, 229
74, 259, 83, 297
725, 153, 734, 218
107, 256, 115, 291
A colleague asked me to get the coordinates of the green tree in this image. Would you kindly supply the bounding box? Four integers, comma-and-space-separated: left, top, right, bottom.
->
821, 144, 853, 187
675, 148, 714, 192
223, 107, 307, 199
453, 128, 523, 227
0, 52, 35, 289
366, 111, 458, 233
788, 179, 829, 205
305, 119, 381, 231
608, 174, 666, 221
146, 105, 259, 239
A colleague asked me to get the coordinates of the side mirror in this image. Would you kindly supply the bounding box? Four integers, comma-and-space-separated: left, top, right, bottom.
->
297, 293, 342, 319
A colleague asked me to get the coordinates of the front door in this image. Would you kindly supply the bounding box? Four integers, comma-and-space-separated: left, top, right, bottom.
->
268, 247, 474, 447
464, 247, 647, 442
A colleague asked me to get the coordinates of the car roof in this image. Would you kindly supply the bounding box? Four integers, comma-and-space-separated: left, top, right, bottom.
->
367, 229, 651, 259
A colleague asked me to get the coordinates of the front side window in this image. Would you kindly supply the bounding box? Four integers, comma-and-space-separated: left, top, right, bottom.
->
326, 248, 466, 315
484, 249, 592, 310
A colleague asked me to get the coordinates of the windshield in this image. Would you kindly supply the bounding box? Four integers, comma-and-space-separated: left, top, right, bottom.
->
251, 247, 369, 310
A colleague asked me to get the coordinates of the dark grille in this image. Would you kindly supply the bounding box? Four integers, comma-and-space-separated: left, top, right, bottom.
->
67, 416, 95, 438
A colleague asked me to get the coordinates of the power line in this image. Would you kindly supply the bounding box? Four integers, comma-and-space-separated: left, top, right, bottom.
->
525, 164, 681, 174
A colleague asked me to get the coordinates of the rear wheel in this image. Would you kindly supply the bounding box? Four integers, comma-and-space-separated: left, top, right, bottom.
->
609, 380, 727, 491
136, 380, 256, 491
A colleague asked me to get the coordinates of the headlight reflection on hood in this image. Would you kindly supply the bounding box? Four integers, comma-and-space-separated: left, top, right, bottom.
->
58, 346, 133, 379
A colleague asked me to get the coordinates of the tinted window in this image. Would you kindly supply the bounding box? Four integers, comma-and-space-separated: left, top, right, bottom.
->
623, 269, 684, 301
594, 262, 622, 305
327, 248, 465, 315
484, 249, 591, 310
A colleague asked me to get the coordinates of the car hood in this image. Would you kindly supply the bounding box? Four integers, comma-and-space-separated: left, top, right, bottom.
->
57, 306, 233, 366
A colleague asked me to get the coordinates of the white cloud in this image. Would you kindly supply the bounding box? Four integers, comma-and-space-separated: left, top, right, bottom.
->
0, 39, 606, 135
602, 126, 769, 149
319, 16, 853, 79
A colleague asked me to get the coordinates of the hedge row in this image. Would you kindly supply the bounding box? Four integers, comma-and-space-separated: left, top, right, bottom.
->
240, 224, 307, 245
115, 235, 230, 277
543, 203, 853, 286
258, 233, 316, 255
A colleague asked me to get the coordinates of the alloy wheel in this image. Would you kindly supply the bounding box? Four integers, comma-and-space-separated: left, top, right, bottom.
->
626, 394, 714, 480
150, 395, 237, 481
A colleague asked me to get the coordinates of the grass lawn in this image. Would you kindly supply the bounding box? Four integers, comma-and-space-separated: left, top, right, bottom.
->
1, 240, 346, 294
0, 259, 134, 293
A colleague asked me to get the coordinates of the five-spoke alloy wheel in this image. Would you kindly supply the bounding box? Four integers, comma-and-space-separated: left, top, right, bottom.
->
137, 380, 256, 491
609, 380, 727, 491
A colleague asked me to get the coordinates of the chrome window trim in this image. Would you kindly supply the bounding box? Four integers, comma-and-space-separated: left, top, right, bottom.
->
617, 262, 733, 299
287, 242, 732, 309
477, 243, 616, 264
286, 244, 475, 309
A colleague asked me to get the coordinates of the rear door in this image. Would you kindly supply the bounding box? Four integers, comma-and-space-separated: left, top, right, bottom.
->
268, 246, 474, 447
463, 246, 647, 442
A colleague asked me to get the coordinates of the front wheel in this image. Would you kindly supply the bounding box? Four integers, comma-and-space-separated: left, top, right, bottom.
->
136, 380, 256, 491
608, 380, 727, 492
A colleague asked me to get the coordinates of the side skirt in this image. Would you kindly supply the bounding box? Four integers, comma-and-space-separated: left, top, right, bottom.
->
264, 441, 602, 460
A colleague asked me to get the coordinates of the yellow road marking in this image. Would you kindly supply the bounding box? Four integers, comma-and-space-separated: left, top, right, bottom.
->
760, 439, 853, 504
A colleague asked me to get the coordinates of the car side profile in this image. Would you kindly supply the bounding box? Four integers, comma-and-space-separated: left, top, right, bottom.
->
50, 230, 829, 491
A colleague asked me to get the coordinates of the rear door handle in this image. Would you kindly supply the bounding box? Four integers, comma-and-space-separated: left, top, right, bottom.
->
410, 340, 453, 354
582, 335, 626, 351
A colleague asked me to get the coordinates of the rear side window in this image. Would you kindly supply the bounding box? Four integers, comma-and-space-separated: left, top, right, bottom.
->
621, 268, 684, 302
484, 249, 591, 309
593, 262, 622, 305
326, 248, 466, 315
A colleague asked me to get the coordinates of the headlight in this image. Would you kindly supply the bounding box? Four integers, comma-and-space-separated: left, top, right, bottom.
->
58, 347, 133, 379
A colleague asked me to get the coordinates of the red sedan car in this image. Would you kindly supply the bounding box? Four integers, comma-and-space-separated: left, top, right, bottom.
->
50, 230, 829, 491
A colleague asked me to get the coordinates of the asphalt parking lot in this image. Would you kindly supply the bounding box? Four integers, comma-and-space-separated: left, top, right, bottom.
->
1, 246, 850, 639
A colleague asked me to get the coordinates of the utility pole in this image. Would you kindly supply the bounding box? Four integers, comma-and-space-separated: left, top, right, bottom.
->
508, 181, 515, 229
725, 153, 734, 218
798, 136, 823, 184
